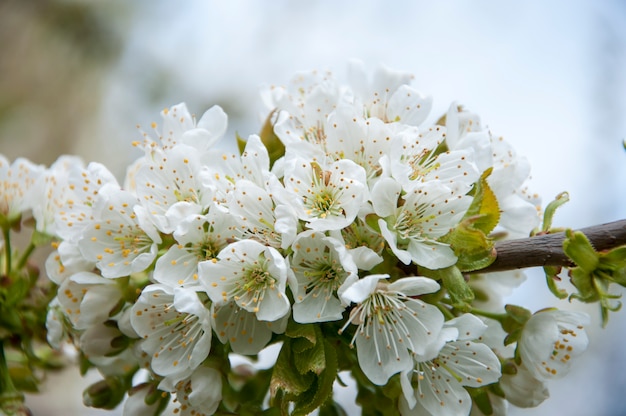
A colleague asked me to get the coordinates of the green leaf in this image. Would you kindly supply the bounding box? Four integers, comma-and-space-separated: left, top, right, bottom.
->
295, 337, 326, 376
444, 218, 497, 272
292, 339, 338, 416
465, 168, 500, 236
563, 230, 599, 273
270, 339, 315, 399
438, 168, 500, 272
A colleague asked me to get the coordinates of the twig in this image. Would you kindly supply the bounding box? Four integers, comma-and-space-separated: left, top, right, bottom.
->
476, 219, 626, 273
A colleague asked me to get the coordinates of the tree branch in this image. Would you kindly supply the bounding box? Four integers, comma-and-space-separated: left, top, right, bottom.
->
477, 219, 626, 273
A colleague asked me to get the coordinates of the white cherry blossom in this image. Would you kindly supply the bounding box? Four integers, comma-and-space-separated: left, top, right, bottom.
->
283, 154, 368, 231
78, 184, 161, 278
518, 309, 590, 380
131, 284, 213, 379
199, 240, 290, 322
339, 274, 444, 385
135, 102, 227, 154
0, 154, 44, 225
400, 314, 501, 416
372, 178, 470, 269
135, 143, 214, 233
56, 271, 123, 330
153, 210, 241, 288
290, 230, 358, 323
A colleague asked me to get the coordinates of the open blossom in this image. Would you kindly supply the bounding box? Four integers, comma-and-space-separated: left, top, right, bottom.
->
135, 143, 214, 234
400, 314, 501, 416
0, 154, 44, 224
372, 178, 471, 269
283, 154, 368, 231
227, 176, 299, 249
153, 210, 241, 288
136, 102, 227, 154
199, 240, 290, 322
131, 284, 213, 379
78, 184, 161, 278
348, 60, 432, 126
518, 309, 590, 380
289, 230, 358, 323
339, 274, 444, 385
56, 271, 123, 330
168, 366, 223, 416
53, 161, 119, 242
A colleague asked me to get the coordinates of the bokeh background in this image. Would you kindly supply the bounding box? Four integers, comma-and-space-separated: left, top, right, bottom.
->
2, 0, 626, 415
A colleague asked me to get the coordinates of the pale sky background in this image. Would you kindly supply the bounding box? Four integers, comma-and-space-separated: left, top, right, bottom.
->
18, 1, 626, 415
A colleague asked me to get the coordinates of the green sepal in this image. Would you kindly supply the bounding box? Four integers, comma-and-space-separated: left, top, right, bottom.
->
236, 132, 247, 155
537, 192, 569, 234
426, 266, 474, 312
468, 387, 493, 416
364, 213, 382, 234
259, 109, 285, 168
599, 246, 626, 286
501, 304, 531, 346
563, 230, 599, 273
319, 400, 349, 416
543, 265, 568, 299
83, 376, 128, 410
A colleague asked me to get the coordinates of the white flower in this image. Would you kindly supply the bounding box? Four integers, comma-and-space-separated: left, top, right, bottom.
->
499, 363, 550, 408
400, 314, 501, 416
283, 155, 368, 231
123, 383, 168, 416
199, 240, 290, 322
444, 104, 540, 238
289, 230, 358, 323
54, 161, 119, 242
518, 309, 589, 380
78, 184, 161, 278
329, 218, 384, 271
371, 178, 470, 269
348, 60, 431, 125
135, 143, 214, 233
228, 176, 298, 249
45, 240, 94, 285
339, 274, 444, 385
387, 125, 478, 193
211, 301, 288, 355
29, 155, 85, 236
131, 284, 213, 378
323, 106, 395, 184
0, 154, 44, 224
169, 366, 223, 416
136, 103, 227, 154
56, 271, 123, 330
267, 69, 345, 148
153, 210, 241, 288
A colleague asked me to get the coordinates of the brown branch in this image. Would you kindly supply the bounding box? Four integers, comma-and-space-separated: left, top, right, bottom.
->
477, 219, 626, 273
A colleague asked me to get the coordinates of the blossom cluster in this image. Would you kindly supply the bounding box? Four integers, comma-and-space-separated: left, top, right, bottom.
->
1, 63, 592, 415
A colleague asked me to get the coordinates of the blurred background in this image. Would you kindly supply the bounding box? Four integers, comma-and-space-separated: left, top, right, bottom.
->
1, 0, 625, 414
